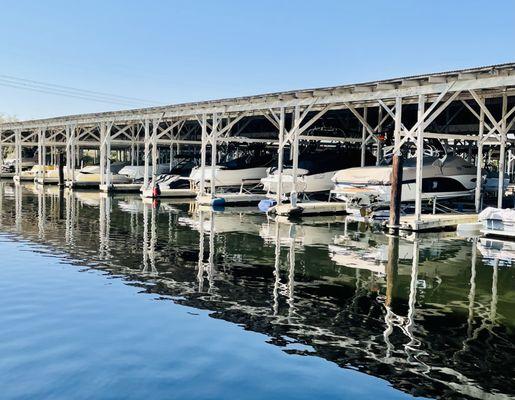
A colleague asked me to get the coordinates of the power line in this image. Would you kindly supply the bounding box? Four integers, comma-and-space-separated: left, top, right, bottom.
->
0, 80, 146, 107
0, 74, 164, 107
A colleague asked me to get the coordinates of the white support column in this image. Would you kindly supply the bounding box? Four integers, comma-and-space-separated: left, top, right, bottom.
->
376, 106, 383, 166
15, 129, 22, 177
475, 106, 485, 213
151, 119, 158, 185
143, 119, 150, 189
99, 123, 106, 187
290, 106, 301, 207
360, 106, 368, 167
199, 114, 208, 196
0, 131, 3, 168
105, 124, 111, 188
37, 128, 43, 179
276, 108, 286, 205
210, 113, 218, 196
415, 95, 425, 221
498, 93, 508, 208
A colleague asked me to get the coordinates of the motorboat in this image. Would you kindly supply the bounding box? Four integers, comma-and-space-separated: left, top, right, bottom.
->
261, 148, 374, 197
331, 155, 476, 208
141, 157, 198, 198
13, 165, 57, 183
1, 157, 36, 178
35, 166, 75, 184
118, 164, 170, 181
71, 162, 130, 187
189, 150, 276, 191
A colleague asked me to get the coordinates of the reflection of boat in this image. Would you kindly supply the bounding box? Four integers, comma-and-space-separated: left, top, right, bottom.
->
190, 151, 276, 190
72, 163, 130, 187
261, 149, 372, 196
332, 155, 476, 208
477, 237, 515, 267
260, 217, 343, 247
178, 209, 264, 234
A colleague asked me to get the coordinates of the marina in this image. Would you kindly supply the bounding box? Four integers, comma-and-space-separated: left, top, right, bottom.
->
2, 1, 515, 398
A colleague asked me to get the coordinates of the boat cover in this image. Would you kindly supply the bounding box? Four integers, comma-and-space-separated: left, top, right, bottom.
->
479, 207, 515, 222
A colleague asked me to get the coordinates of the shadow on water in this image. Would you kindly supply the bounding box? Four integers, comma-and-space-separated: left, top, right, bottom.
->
1, 181, 514, 399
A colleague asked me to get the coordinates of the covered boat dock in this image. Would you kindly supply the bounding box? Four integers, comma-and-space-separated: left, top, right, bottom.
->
1, 63, 515, 230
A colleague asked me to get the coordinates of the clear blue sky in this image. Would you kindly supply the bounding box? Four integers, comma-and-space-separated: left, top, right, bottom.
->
1, 0, 514, 120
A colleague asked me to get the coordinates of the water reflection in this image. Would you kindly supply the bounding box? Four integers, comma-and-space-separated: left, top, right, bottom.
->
1, 181, 515, 399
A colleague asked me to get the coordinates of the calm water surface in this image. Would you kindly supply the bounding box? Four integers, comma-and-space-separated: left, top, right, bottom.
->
0, 182, 514, 400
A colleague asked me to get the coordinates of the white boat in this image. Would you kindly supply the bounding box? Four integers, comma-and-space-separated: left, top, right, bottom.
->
331, 155, 476, 208
189, 152, 276, 191
261, 149, 371, 196
13, 165, 57, 182
71, 162, 130, 187
141, 158, 198, 198
118, 164, 170, 181
1, 157, 36, 177
35, 167, 75, 184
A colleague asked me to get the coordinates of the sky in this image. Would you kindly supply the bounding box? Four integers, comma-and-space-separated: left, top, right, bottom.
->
0, 0, 514, 121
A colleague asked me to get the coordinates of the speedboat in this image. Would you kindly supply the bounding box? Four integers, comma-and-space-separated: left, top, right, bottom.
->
261, 148, 374, 198
13, 165, 56, 183
332, 155, 476, 208
118, 164, 170, 181
189, 151, 276, 191
1, 157, 36, 178
71, 162, 130, 187
141, 157, 198, 198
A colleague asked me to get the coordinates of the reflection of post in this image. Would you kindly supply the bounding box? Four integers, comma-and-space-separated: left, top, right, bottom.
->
207, 212, 215, 291
142, 203, 149, 272
99, 195, 111, 260
196, 210, 205, 291
14, 183, 22, 231
490, 258, 498, 324
287, 223, 296, 319
272, 221, 281, 315
143, 203, 158, 275
65, 189, 75, 246
0, 183, 3, 228
404, 237, 419, 360
383, 234, 399, 358
385, 235, 399, 307
467, 238, 477, 337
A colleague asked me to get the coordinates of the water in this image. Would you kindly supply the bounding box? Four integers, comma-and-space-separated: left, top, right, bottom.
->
0, 182, 514, 400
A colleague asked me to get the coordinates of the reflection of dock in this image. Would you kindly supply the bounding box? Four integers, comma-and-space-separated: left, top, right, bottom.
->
99, 183, 142, 193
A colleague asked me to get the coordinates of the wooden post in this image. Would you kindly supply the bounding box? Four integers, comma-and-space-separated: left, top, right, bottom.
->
389, 97, 403, 229
58, 150, 65, 187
